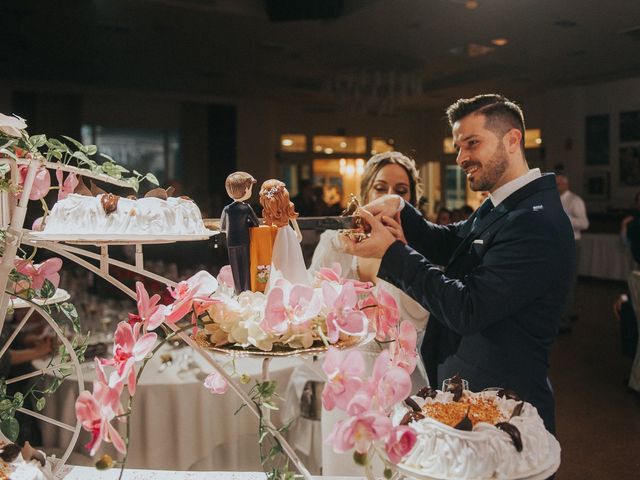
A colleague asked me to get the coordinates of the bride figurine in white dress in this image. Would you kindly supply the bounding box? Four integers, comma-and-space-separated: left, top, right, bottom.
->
308, 151, 430, 475
259, 179, 310, 289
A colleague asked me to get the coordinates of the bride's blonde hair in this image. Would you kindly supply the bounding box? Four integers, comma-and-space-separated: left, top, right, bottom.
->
259, 179, 298, 228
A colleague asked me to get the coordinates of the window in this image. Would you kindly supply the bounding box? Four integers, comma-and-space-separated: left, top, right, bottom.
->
81, 126, 180, 185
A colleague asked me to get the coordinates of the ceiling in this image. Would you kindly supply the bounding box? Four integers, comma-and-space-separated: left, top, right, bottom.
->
3, 0, 640, 115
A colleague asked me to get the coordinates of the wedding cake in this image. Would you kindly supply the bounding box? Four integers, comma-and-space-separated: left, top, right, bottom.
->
42, 193, 211, 236
0, 440, 52, 480
392, 381, 560, 479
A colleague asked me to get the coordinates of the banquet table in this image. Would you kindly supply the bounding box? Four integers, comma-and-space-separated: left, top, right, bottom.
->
578, 232, 636, 281
38, 344, 317, 472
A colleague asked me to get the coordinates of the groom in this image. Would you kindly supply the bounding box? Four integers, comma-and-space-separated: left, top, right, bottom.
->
342, 94, 574, 434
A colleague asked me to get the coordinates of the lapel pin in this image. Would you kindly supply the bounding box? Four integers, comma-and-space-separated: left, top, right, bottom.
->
473, 239, 484, 244
533, 205, 544, 211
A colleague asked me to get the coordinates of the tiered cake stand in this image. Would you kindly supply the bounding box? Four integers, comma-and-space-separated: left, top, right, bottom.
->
0, 158, 321, 478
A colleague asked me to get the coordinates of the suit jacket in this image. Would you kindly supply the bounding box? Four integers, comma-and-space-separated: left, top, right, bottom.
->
220, 201, 259, 247
378, 173, 574, 433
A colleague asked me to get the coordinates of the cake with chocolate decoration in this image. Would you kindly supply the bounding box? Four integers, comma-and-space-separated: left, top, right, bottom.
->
42, 180, 211, 236
0, 439, 52, 480
392, 376, 560, 479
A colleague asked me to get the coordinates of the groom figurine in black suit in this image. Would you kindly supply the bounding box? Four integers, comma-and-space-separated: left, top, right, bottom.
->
342, 94, 574, 434
221, 171, 260, 294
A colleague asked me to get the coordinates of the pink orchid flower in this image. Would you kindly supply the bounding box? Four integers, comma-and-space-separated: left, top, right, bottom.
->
374, 287, 400, 341
385, 426, 417, 464
216, 265, 235, 290
75, 380, 126, 455
327, 410, 392, 454
321, 347, 365, 411
55, 169, 79, 200
18, 164, 51, 200
322, 282, 368, 343
14, 257, 62, 290
389, 320, 418, 375
203, 371, 228, 394
317, 263, 373, 293
100, 321, 157, 396
164, 271, 218, 324
376, 365, 412, 410
261, 282, 323, 336
135, 281, 166, 331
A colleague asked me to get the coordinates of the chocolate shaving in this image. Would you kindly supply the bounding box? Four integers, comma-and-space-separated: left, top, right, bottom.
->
166, 186, 175, 197
495, 422, 523, 452
445, 374, 464, 401
145, 187, 168, 200
497, 389, 521, 401
21, 441, 46, 467
74, 177, 92, 196
400, 411, 425, 425
0, 443, 21, 462
454, 405, 473, 431
90, 180, 106, 196
404, 397, 421, 412
341, 194, 360, 216
510, 401, 525, 419
416, 386, 437, 399
100, 193, 120, 215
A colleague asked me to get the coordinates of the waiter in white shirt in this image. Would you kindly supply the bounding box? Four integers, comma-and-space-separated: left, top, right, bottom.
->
556, 171, 589, 333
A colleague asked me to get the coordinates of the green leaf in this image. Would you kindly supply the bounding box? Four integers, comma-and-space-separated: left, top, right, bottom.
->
0, 379, 6, 396
99, 152, 115, 163
60, 302, 80, 333
12, 392, 23, 407
35, 396, 46, 411
61, 135, 84, 150
1, 417, 20, 442
51, 149, 63, 160
0, 148, 19, 161
102, 162, 123, 179
38, 278, 56, 299
145, 172, 159, 186
125, 177, 140, 192
0, 163, 10, 177
81, 144, 98, 156
46, 138, 68, 151
71, 151, 90, 164
28, 134, 47, 148
0, 399, 12, 413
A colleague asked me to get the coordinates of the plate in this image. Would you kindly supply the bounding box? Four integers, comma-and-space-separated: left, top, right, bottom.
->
387, 431, 560, 480
192, 330, 373, 358
10, 288, 71, 309
27, 230, 219, 245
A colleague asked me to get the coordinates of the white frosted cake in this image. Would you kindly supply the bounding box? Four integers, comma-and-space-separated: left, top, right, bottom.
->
42, 193, 210, 236
391, 386, 560, 479
0, 440, 52, 480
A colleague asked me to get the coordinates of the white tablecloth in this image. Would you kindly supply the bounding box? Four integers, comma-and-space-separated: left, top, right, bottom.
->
578, 233, 636, 281
59, 465, 362, 479
39, 345, 308, 471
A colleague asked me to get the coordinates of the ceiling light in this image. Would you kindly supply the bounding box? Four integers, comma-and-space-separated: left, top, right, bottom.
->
339, 141, 347, 148
281, 138, 293, 147
491, 38, 508, 46
324, 148, 334, 154
314, 145, 323, 152
465, 0, 479, 10
535, 138, 542, 144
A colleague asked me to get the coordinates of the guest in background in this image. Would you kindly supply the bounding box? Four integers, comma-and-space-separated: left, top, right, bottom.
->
461, 204, 474, 220
291, 179, 316, 217
435, 207, 453, 225
556, 171, 589, 333
621, 191, 640, 265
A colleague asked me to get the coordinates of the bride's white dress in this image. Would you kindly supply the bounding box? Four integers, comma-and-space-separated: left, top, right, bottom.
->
307, 230, 431, 475
266, 223, 310, 290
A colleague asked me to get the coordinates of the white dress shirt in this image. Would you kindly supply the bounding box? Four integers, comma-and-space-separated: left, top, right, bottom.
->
560, 190, 589, 240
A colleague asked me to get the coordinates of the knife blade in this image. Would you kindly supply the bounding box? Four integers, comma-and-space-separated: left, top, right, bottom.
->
295, 216, 360, 230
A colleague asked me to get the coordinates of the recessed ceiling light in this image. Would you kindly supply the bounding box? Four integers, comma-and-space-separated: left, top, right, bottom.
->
492, 38, 508, 46
324, 148, 334, 154
281, 138, 293, 147
465, 0, 479, 10
339, 141, 347, 148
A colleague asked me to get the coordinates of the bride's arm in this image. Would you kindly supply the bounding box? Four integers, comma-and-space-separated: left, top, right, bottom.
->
291, 218, 303, 242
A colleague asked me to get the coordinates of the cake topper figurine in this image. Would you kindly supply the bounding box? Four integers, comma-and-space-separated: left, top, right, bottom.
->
259, 179, 309, 289
221, 172, 260, 294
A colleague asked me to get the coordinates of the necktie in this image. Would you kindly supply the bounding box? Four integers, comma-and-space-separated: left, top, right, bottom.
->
472, 199, 494, 231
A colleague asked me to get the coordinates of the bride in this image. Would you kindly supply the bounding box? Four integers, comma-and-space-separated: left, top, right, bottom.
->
259, 179, 310, 289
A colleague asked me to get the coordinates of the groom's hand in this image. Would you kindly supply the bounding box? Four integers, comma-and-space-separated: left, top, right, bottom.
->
341, 208, 397, 259
362, 194, 404, 218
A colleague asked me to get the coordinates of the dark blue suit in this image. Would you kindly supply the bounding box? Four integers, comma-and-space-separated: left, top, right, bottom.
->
378, 174, 574, 433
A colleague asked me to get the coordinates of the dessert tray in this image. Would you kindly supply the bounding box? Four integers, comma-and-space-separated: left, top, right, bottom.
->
382, 431, 561, 480
9, 288, 70, 309
193, 330, 373, 358
27, 231, 218, 245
